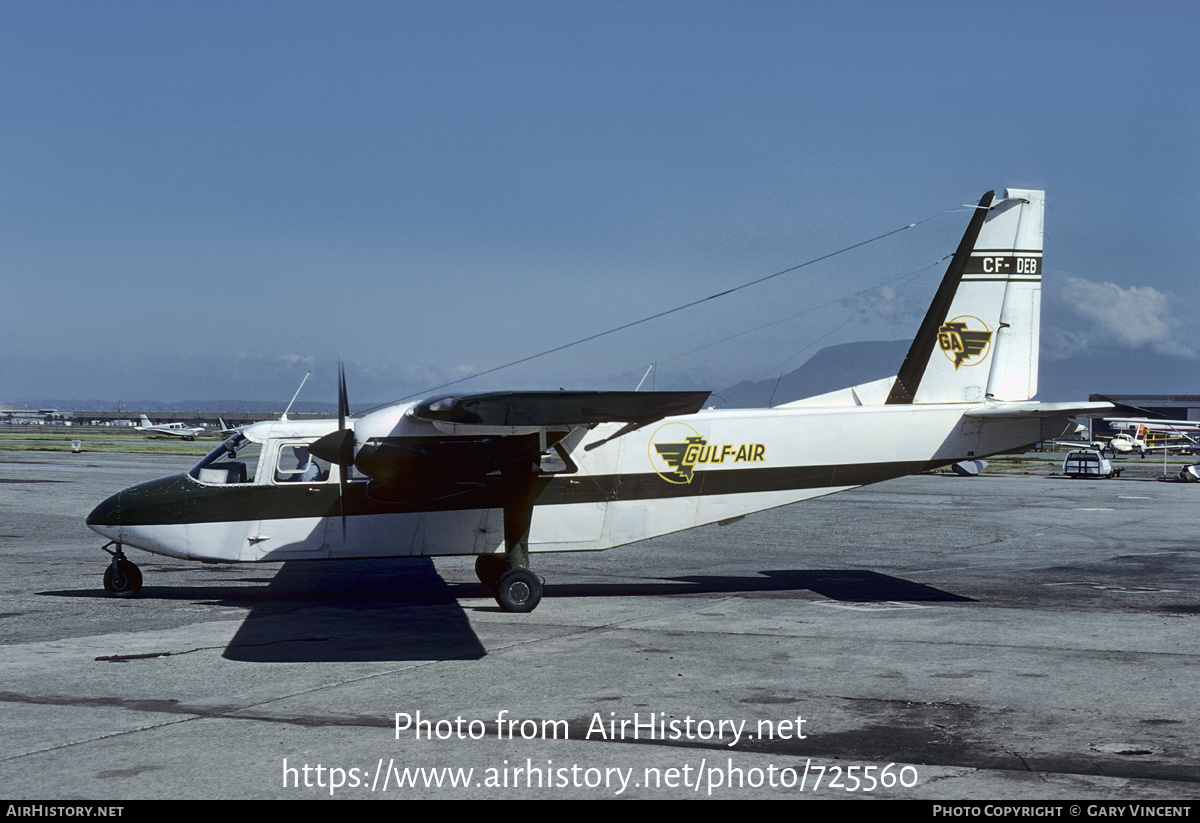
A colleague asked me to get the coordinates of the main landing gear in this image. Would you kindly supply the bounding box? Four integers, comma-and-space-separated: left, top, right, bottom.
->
475, 556, 543, 613
101, 541, 142, 598
473, 460, 545, 613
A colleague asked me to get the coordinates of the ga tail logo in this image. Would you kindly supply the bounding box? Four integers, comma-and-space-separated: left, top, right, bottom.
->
937, 315, 993, 370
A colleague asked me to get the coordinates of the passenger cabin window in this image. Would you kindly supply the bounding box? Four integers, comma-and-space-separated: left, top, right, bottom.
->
190, 435, 262, 485
274, 444, 331, 483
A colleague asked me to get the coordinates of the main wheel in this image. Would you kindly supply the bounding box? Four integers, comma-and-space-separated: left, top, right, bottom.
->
495, 568, 542, 613
475, 554, 508, 591
104, 559, 142, 599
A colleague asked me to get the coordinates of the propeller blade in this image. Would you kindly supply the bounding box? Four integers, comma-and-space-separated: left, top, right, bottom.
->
338, 363, 350, 539
310, 362, 354, 539
338, 361, 348, 432
338, 468, 348, 540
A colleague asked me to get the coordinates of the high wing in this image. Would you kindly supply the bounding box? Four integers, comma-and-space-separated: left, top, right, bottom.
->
312, 389, 711, 503
409, 390, 710, 429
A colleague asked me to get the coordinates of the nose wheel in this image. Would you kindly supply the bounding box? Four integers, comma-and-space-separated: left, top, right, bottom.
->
101, 542, 142, 599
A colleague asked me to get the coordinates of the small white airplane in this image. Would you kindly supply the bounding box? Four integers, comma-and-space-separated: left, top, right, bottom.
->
1059, 420, 1197, 458
135, 415, 204, 441
1107, 417, 1199, 447
89, 188, 1115, 612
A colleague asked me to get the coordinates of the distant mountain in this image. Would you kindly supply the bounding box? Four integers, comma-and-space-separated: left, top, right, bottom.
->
712, 338, 1196, 408
712, 340, 909, 408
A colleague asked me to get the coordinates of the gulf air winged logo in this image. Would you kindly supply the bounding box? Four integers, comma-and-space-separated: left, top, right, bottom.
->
648, 422, 765, 484
654, 435, 706, 484
937, 315, 993, 370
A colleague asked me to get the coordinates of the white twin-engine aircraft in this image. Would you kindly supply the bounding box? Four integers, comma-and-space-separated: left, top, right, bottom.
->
1096, 420, 1198, 457
88, 188, 1113, 612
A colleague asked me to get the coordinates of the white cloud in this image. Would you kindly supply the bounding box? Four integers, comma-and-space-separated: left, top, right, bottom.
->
278, 353, 316, 368
1056, 277, 1196, 358
841, 284, 902, 322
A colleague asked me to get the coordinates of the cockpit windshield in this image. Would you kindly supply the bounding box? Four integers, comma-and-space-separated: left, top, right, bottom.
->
189, 433, 262, 484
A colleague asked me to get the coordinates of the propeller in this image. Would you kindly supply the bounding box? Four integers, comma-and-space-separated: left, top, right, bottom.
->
310, 362, 354, 538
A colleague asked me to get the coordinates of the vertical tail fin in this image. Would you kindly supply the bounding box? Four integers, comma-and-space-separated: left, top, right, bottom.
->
886, 188, 1044, 404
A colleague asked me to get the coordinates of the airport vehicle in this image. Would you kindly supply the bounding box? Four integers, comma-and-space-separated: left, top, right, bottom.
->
89, 188, 1114, 611
135, 415, 204, 441
1062, 449, 1116, 479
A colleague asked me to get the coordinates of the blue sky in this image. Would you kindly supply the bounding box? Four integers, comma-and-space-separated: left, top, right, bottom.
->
3, 1, 1197, 406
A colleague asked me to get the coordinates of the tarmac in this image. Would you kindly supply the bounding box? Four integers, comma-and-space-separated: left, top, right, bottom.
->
1, 450, 1197, 800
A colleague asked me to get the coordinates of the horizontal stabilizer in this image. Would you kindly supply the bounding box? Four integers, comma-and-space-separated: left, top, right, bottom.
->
963, 401, 1115, 419
410, 390, 711, 428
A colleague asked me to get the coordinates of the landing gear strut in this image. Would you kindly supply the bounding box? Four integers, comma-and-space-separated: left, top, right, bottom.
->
488, 461, 545, 613
101, 541, 142, 599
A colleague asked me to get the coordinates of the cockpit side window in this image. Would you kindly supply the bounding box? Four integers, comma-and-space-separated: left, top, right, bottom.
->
273, 443, 332, 484
190, 435, 262, 485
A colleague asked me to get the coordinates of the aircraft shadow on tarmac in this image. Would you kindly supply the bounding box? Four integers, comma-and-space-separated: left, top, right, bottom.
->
44, 563, 970, 664
534, 570, 974, 604
212, 559, 485, 664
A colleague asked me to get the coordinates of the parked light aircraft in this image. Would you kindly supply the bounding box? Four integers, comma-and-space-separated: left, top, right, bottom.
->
1058, 421, 1197, 458
135, 415, 204, 441
1107, 417, 1199, 449
88, 188, 1114, 612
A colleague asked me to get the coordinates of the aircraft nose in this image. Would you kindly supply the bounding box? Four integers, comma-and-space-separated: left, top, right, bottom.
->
87, 491, 123, 539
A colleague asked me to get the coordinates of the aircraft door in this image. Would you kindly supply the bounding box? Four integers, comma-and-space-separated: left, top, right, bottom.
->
242, 440, 333, 560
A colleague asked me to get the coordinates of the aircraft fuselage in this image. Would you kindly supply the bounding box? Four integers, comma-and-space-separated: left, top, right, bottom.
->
88, 402, 1041, 564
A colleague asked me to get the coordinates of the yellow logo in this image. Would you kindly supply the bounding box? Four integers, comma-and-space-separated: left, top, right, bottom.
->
648, 422, 765, 484
937, 315, 993, 370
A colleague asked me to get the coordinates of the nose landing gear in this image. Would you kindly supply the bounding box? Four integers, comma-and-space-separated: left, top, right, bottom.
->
101, 542, 142, 598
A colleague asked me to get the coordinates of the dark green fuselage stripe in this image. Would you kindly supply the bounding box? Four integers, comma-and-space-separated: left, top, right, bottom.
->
88, 460, 938, 527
